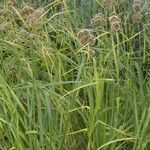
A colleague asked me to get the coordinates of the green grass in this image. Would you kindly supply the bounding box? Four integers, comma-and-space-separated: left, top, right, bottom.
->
0, 0, 150, 149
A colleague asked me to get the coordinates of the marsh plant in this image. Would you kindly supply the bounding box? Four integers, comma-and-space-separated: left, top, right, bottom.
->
0, 0, 149, 150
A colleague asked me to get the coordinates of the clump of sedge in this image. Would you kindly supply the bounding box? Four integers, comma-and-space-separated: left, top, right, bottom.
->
90, 13, 106, 28
109, 13, 121, 31
77, 29, 96, 46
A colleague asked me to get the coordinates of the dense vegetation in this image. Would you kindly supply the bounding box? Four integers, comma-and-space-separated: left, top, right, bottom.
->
0, 0, 150, 149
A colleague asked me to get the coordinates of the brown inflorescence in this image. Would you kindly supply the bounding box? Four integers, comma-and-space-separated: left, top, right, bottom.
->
77, 29, 96, 46
0, 9, 17, 19
132, 0, 142, 23
9, 10, 18, 19
6, 0, 16, 6
90, 13, 106, 28
26, 7, 44, 28
102, 0, 116, 9
20, 5, 34, 17
109, 13, 121, 31
133, 0, 142, 13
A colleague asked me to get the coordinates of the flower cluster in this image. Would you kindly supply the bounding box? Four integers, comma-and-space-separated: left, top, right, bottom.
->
90, 13, 105, 28
26, 7, 45, 28
102, 0, 116, 9
20, 5, 34, 18
0, 3, 44, 29
133, 0, 142, 13
77, 29, 96, 46
0, 0, 17, 19
109, 13, 121, 31
77, 11, 122, 46
132, 0, 142, 23
6, 0, 15, 6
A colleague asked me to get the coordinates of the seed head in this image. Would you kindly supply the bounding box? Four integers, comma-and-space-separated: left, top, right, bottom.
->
111, 21, 121, 31
31, 7, 44, 18
109, 13, 121, 31
132, 0, 142, 23
6, 0, 16, 6
109, 13, 120, 22
133, 13, 142, 23
102, 0, 116, 9
88, 35, 96, 46
77, 29, 96, 46
1, 9, 17, 19
77, 29, 90, 38
90, 13, 106, 27
77, 29, 90, 44
20, 5, 34, 17
26, 7, 44, 28
133, 0, 142, 13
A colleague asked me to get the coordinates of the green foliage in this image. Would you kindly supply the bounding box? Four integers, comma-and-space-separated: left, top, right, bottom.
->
0, 0, 150, 149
